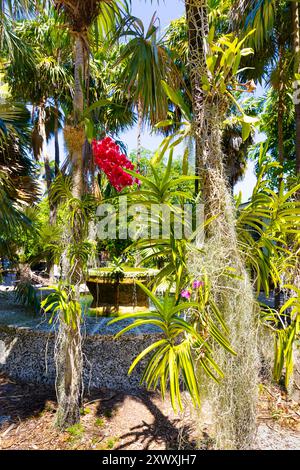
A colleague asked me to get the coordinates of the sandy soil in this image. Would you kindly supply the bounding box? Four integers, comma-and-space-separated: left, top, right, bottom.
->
0, 374, 299, 450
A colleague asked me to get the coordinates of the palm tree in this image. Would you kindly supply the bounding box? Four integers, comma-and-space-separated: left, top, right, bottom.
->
253, 89, 297, 187
0, 0, 37, 16
185, 0, 258, 449
6, 11, 73, 229
53, 0, 122, 196
116, 13, 178, 166
232, 0, 293, 185
24, 11, 73, 176
163, 12, 254, 193
222, 121, 254, 191
292, 1, 300, 179
232, 0, 295, 317
0, 103, 39, 258
91, 46, 136, 130
43, 0, 124, 428
0, 0, 40, 67
6, 16, 69, 171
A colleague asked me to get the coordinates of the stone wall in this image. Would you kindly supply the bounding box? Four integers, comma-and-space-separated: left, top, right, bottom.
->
0, 324, 161, 392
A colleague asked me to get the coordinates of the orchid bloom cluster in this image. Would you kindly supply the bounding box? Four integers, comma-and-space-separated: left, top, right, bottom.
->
92, 137, 139, 192
181, 280, 205, 300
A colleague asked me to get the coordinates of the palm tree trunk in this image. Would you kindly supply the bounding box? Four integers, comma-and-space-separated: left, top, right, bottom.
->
74, 36, 85, 123
49, 99, 60, 228
292, 1, 300, 179
72, 35, 85, 199
55, 314, 82, 428
195, 139, 200, 194
277, 46, 285, 190
289, 2, 300, 401
54, 98, 60, 178
135, 97, 143, 266
185, 0, 258, 449
37, 100, 52, 193
55, 34, 87, 430
38, 100, 56, 275
137, 97, 143, 172
274, 45, 285, 311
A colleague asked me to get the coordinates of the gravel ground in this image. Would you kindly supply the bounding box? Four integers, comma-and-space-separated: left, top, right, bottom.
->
0, 374, 299, 450
0, 290, 299, 450
256, 424, 300, 450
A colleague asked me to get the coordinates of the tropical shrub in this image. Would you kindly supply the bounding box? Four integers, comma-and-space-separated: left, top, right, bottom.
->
109, 280, 235, 411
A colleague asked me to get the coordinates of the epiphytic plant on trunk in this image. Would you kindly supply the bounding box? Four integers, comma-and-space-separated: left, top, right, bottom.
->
46, 0, 124, 429
184, 0, 258, 449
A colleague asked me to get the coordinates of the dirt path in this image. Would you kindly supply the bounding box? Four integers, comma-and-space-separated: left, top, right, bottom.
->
0, 374, 299, 450
0, 374, 199, 450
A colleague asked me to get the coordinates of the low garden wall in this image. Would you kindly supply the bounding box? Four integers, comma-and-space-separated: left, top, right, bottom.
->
0, 318, 161, 392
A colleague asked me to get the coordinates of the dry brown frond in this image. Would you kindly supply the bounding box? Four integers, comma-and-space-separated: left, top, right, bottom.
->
54, 0, 113, 32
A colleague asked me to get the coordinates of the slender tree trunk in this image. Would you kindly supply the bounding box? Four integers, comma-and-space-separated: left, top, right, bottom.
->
55, 313, 82, 428
49, 99, 60, 229
277, 46, 285, 190
72, 35, 85, 199
134, 98, 143, 266
289, 2, 300, 401
54, 98, 60, 178
55, 34, 87, 429
31, 105, 35, 124
195, 139, 200, 194
137, 97, 143, 172
185, 0, 258, 449
292, 1, 300, 178
37, 100, 52, 193
274, 102, 284, 309
37, 100, 56, 276
274, 45, 285, 311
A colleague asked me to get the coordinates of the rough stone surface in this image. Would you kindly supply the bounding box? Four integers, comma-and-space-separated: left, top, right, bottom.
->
0, 322, 162, 392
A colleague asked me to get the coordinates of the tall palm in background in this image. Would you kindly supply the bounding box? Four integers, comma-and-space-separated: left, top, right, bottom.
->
232, 0, 295, 186
6, 11, 73, 199
0, 104, 39, 257
89, 45, 136, 138
232, 0, 298, 317
0, 0, 41, 260
24, 11, 73, 179
116, 13, 178, 166
0, 1, 37, 87
164, 12, 255, 192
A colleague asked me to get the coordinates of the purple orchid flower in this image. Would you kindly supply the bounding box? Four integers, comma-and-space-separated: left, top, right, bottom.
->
181, 289, 191, 300
193, 280, 204, 289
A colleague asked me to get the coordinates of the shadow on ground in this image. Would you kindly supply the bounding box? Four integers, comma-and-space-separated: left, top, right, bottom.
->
0, 373, 197, 450
94, 390, 197, 450
0, 374, 56, 423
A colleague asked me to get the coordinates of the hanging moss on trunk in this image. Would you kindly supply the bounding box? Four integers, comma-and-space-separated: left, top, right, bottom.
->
185, 0, 259, 449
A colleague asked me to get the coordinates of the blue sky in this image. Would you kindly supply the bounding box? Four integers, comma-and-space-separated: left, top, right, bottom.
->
130, 0, 185, 28
122, 1, 258, 202
48, 0, 260, 202
120, 1, 185, 155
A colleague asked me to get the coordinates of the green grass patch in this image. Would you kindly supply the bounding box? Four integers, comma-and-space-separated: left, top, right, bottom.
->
95, 418, 105, 428
66, 423, 85, 439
